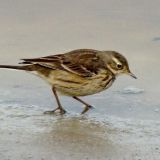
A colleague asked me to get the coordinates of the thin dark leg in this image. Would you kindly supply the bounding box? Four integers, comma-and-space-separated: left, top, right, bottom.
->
44, 87, 66, 115
72, 96, 93, 114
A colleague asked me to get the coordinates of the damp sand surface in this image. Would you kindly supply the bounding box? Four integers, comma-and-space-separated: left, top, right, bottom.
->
0, 84, 160, 160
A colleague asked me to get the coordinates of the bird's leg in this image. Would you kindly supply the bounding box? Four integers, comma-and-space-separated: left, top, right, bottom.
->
44, 87, 66, 115
72, 96, 93, 114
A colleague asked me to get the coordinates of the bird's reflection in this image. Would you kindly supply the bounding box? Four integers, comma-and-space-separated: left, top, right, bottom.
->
34, 115, 120, 159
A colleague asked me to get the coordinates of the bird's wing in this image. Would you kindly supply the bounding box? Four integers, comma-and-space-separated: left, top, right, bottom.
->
21, 49, 105, 77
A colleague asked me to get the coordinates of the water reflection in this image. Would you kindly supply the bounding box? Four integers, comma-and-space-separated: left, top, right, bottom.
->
0, 103, 160, 159
34, 116, 120, 160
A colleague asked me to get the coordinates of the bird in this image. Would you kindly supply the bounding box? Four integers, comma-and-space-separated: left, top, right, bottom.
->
0, 49, 137, 114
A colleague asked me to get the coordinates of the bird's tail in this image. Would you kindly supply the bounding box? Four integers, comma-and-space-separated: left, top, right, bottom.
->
0, 65, 34, 71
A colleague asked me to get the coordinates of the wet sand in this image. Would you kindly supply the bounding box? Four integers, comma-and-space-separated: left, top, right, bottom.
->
0, 0, 160, 159
0, 84, 160, 160
0, 104, 160, 160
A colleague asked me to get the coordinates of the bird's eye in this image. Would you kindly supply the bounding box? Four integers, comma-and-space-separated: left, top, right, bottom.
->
117, 64, 123, 69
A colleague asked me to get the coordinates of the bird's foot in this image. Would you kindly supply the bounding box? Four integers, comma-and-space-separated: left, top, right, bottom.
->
81, 105, 94, 114
44, 107, 66, 115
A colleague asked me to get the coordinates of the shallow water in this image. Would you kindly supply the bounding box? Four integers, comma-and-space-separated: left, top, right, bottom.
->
0, 0, 160, 160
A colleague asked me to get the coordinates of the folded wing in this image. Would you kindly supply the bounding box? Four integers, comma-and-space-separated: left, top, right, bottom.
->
21, 49, 105, 77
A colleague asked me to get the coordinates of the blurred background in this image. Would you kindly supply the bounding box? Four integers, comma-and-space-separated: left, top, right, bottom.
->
0, 0, 160, 160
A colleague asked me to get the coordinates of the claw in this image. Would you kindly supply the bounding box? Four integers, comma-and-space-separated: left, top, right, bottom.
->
81, 105, 93, 114
44, 108, 66, 115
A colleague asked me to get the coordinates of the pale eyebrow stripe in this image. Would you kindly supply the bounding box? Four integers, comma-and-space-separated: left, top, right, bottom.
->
112, 57, 122, 65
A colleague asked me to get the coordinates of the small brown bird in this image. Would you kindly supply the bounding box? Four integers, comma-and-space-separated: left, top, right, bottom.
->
0, 49, 136, 114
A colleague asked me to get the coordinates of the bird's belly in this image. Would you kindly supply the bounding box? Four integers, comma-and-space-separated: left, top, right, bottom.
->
55, 71, 113, 96
37, 70, 114, 96
56, 79, 113, 96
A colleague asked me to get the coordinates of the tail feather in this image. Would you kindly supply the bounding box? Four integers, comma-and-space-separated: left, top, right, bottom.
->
0, 65, 34, 71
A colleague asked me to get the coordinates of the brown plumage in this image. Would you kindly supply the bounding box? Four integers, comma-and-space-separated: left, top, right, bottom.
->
0, 49, 136, 114
21, 49, 106, 77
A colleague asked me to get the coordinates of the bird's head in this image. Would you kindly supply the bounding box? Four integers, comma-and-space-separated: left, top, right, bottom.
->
101, 51, 137, 79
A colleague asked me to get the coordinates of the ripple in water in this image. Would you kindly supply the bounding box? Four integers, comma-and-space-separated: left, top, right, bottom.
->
119, 86, 144, 94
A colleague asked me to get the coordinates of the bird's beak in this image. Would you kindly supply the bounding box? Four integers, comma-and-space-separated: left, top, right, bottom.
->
128, 71, 137, 79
